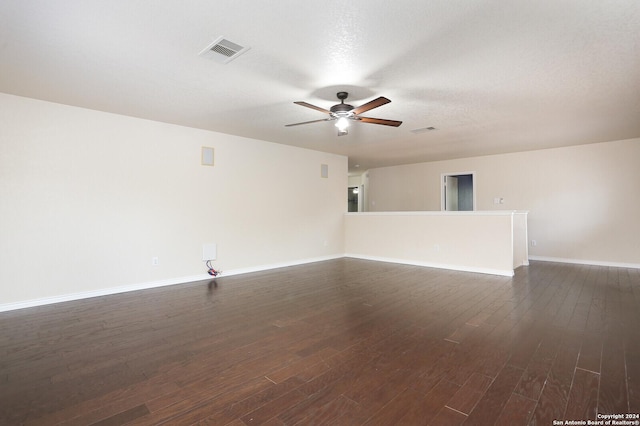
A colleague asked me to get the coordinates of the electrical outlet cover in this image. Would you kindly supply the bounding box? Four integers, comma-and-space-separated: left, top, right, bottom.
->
203, 243, 217, 261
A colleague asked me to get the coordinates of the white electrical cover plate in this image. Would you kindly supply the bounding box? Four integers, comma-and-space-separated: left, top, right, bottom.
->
202, 243, 217, 261
201, 147, 214, 166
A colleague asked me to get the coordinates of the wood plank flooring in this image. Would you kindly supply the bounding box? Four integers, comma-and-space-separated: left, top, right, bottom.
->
1, 259, 639, 425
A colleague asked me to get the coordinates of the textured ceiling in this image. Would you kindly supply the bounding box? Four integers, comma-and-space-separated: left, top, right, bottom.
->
1, 0, 639, 173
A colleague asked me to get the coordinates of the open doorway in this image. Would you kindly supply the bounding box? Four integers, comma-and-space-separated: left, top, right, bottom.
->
441, 173, 475, 211
348, 187, 359, 212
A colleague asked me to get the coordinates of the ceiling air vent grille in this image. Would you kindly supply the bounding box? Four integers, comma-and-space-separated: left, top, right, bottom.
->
199, 37, 250, 63
410, 126, 437, 134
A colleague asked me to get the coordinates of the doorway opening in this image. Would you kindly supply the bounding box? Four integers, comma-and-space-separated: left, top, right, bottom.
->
348, 187, 359, 212
441, 172, 475, 211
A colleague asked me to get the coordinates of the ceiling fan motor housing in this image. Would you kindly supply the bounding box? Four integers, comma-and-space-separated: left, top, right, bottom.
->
331, 93, 354, 117
330, 103, 354, 116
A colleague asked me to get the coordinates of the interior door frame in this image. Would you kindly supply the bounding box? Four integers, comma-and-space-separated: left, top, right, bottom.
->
441, 171, 477, 211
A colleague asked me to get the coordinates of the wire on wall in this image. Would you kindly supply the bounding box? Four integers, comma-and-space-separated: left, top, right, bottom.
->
206, 260, 221, 277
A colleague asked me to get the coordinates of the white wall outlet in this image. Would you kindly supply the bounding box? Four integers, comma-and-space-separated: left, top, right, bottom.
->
152, 257, 159, 266
530, 240, 537, 247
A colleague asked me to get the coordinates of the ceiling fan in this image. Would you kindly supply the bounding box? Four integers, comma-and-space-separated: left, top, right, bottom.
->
285, 91, 402, 136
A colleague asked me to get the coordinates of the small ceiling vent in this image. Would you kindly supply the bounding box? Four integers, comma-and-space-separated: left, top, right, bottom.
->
410, 126, 437, 134
199, 36, 250, 63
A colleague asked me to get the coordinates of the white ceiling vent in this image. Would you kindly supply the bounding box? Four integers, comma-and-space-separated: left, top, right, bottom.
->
199, 37, 250, 63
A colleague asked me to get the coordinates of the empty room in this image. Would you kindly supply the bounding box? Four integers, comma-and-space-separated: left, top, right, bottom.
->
1, 1, 639, 425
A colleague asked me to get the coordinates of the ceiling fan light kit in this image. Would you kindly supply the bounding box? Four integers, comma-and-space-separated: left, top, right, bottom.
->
286, 91, 402, 136
335, 117, 350, 132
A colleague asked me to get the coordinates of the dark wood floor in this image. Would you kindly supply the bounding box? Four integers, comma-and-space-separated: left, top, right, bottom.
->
1, 259, 639, 425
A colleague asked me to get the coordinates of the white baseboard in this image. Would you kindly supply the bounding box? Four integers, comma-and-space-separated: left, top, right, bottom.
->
6, 253, 636, 313
528, 256, 640, 269
0, 254, 344, 313
221, 254, 344, 277
0, 273, 211, 313
344, 254, 514, 277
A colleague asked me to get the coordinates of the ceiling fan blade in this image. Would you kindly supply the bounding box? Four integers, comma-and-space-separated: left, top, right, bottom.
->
285, 118, 335, 127
352, 97, 391, 115
293, 101, 332, 114
357, 116, 403, 127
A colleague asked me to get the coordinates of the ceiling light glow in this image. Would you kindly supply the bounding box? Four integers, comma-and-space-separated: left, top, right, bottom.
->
335, 117, 349, 132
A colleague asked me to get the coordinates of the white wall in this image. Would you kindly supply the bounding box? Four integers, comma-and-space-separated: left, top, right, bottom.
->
365, 138, 640, 266
0, 93, 347, 308
345, 211, 525, 276
348, 175, 362, 187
